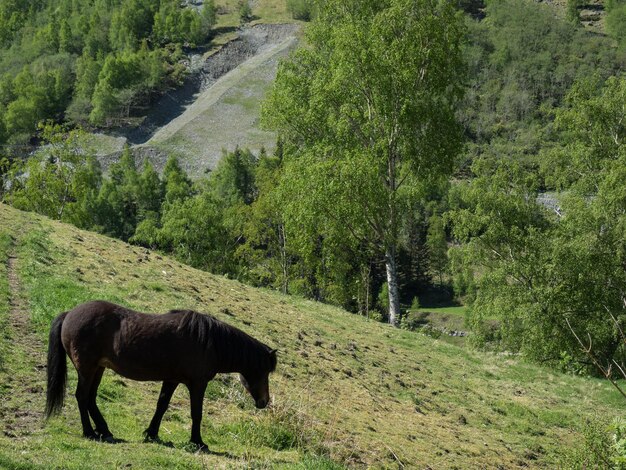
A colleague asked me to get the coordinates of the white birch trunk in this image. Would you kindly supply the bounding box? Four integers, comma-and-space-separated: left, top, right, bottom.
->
385, 246, 401, 326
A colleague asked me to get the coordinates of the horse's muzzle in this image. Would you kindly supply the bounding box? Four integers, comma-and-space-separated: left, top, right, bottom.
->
255, 399, 269, 409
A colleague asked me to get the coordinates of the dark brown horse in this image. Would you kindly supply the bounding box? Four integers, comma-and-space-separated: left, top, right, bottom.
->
45, 300, 277, 448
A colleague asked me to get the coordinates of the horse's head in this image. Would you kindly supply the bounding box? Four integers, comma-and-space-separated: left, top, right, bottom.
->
240, 348, 277, 409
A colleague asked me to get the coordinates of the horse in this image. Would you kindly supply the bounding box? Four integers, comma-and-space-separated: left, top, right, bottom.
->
45, 300, 277, 448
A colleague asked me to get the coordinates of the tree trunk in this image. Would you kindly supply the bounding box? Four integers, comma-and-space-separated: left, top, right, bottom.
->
278, 223, 289, 295
385, 246, 401, 326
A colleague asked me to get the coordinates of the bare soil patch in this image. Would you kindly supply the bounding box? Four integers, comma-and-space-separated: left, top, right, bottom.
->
1, 255, 46, 438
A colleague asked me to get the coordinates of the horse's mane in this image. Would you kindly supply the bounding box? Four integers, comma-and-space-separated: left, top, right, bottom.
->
168, 309, 276, 374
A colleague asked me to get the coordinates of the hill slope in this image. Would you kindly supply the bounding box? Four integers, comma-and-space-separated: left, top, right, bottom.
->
91, 23, 299, 178
0, 203, 623, 468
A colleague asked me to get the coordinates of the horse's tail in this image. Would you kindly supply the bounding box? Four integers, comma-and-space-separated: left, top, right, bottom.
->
45, 311, 68, 419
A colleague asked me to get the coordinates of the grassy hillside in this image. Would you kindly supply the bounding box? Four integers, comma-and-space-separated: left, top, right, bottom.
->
0, 203, 623, 468
215, 0, 295, 27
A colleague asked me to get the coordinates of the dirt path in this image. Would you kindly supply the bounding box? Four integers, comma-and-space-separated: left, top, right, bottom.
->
7, 257, 35, 345
1, 254, 46, 438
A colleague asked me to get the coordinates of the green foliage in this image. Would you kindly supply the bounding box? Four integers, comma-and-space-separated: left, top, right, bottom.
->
2, 1, 626, 388
201, 1, 217, 32
234, 148, 294, 294
5, 124, 99, 220
378, 283, 389, 315
263, 0, 465, 324
239, 1, 252, 23
400, 311, 420, 331
162, 155, 192, 204
566, 0, 581, 24
561, 418, 626, 469
211, 147, 257, 206
450, 76, 626, 372
108, 0, 158, 51
0, 0, 214, 143
157, 190, 231, 272
153, 0, 208, 46
606, 0, 626, 46
90, 48, 166, 126
426, 215, 448, 285
459, 0, 622, 170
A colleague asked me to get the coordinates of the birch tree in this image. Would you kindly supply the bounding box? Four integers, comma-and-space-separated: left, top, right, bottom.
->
262, 0, 465, 325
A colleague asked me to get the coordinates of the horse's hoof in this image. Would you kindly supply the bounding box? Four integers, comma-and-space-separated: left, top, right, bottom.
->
144, 433, 158, 443
189, 441, 209, 453
100, 435, 115, 443
84, 432, 99, 440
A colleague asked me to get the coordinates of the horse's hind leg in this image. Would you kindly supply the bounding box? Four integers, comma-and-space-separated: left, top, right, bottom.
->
75, 369, 98, 439
145, 381, 178, 441
88, 367, 113, 440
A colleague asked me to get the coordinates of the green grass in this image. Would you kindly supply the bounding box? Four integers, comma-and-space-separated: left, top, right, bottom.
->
415, 305, 468, 316
214, 0, 296, 29
0, 203, 624, 468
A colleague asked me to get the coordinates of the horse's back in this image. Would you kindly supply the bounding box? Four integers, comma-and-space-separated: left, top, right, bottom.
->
62, 300, 126, 335
60, 301, 209, 382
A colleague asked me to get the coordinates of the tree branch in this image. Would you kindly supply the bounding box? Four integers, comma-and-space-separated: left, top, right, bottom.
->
565, 317, 626, 401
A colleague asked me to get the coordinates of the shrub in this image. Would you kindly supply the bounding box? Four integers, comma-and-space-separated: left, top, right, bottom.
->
287, 0, 314, 21
377, 282, 389, 315
239, 1, 252, 23
400, 311, 422, 331
561, 418, 626, 469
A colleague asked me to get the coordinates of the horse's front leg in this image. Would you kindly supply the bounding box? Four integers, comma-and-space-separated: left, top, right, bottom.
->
145, 381, 178, 441
187, 381, 208, 449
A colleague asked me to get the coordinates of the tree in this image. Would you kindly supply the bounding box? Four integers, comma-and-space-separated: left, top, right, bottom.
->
239, 1, 252, 23
59, 19, 73, 53
449, 76, 626, 378
426, 214, 448, 286
201, 0, 216, 35
5, 125, 95, 220
157, 191, 232, 273
237, 149, 294, 294
210, 147, 256, 206
162, 155, 192, 204
262, 0, 465, 325
137, 161, 163, 218
94, 145, 142, 240
566, 0, 582, 24
606, 0, 626, 46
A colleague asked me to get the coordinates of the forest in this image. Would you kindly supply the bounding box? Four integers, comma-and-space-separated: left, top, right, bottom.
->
0, 0, 216, 145
1, 0, 626, 389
